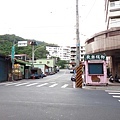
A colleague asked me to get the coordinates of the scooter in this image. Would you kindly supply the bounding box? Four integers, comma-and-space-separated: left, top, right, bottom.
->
109, 74, 114, 83
115, 75, 120, 83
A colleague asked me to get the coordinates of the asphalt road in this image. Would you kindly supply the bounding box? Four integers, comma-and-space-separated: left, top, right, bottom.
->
0, 69, 120, 120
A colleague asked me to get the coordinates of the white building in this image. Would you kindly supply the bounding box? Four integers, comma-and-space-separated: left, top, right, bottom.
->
46, 46, 70, 61
105, 0, 120, 29
46, 45, 85, 66
70, 45, 85, 67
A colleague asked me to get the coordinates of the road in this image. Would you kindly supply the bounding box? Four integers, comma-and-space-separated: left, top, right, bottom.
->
0, 69, 120, 120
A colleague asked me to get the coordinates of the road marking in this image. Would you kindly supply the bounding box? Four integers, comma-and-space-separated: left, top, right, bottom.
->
26, 83, 38, 87
113, 96, 120, 98
105, 90, 120, 92
36, 83, 48, 87
15, 82, 29, 86
5, 82, 22, 86
0, 83, 10, 85
61, 84, 68, 88
49, 83, 58, 88
0, 81, 71, 89
105, 90, 120, 103
109, 93, 120, 95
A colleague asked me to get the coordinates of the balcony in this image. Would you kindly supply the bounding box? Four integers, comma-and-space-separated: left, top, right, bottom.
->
109, 10, 120, 18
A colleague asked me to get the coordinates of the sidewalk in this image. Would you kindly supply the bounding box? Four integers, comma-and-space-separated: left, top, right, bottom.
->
83, 81, 120, 90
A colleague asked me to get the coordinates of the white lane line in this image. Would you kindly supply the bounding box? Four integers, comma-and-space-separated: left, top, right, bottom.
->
49, 83, 58, 88
113, 96, 120, 98
36, 83, 48, 87
61, 84, 68, 88
105, 90, 120, 92
109, 93, 120, 95
118, 100, 120, 102
26, 83, 38, 87
15, 82, 29, 86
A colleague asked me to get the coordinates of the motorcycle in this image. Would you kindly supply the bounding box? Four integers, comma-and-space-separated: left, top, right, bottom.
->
109, 74, 114, 83
115, 74, 120, 83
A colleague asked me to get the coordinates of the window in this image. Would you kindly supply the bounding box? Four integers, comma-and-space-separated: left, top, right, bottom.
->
81, 55, 84, 57
81, 59, 84, 61
110, 2, 115, 7
47, 61, 50, 64
88, 63, 103, 75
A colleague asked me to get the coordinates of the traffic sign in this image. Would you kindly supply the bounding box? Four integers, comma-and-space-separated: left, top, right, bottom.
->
18, 41, 27, 47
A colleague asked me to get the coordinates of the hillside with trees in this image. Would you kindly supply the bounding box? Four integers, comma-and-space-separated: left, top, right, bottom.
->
0, 34, 69, 68
0, 34, 57, 59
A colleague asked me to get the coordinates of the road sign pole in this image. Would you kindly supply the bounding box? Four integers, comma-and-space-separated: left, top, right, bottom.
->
32, 45, 34, 67
11, 41, 28, 81
11, 45, 15, 81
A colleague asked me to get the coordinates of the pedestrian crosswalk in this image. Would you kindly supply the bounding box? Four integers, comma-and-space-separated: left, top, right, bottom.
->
36, 83, 48, 87
0, 81, 71, 89
105, 90, 120, 103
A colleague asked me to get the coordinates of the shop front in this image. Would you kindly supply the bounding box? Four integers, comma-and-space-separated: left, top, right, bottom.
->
84, 54, 108, 86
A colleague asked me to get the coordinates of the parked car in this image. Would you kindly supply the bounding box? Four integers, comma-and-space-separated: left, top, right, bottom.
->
30, 73, 40, 79
39, 72, 47, 78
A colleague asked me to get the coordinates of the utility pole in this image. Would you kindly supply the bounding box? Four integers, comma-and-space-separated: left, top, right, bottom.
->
75, 0, 83, 88
30, 41, 37, 67
76, 0, 80, 67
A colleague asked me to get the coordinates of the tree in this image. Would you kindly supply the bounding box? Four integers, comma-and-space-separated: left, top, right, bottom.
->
0, 34, 56, 59
56, 59, 68, 69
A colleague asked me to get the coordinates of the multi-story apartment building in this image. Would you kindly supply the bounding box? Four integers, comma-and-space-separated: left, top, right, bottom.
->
70, 45, 85, 67
46, 46, 70, 61
46, 45, 85, 67
105, 0, 120, 29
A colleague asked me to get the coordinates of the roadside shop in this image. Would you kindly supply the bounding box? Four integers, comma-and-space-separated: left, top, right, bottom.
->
84, 54, 108, 86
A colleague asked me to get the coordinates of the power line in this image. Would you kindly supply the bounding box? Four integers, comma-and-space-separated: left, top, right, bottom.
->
81, 0, 97, 23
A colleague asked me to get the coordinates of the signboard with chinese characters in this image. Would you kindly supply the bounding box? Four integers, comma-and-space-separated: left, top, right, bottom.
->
84, 54, 106, 61
18, 41, 27, 47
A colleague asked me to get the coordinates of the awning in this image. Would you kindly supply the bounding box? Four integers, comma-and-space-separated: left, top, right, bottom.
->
15, 59, 31, 66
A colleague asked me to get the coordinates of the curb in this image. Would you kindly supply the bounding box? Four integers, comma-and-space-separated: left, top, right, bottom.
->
82, 82, 120, 90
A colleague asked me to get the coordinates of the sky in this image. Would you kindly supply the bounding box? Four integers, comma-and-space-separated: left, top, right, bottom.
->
0, 0, 106, 46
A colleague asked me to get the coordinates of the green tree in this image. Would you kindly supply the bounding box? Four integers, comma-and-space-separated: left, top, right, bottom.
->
56, 59, 68, 69
0, 34, 58, 59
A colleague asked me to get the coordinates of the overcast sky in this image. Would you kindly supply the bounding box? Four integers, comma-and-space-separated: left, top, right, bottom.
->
0, 0, 105, 46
